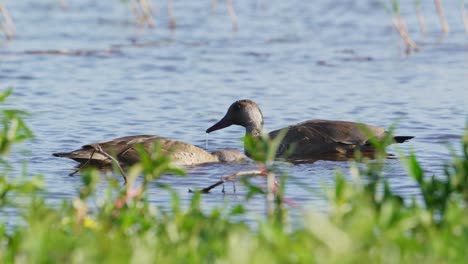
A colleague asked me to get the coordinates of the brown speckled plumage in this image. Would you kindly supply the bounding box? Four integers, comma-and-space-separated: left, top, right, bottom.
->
53, 135, 245, 167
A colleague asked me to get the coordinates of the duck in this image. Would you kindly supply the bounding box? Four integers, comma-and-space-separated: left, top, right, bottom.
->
206, 99, 413, 158
53, 135, 246, 167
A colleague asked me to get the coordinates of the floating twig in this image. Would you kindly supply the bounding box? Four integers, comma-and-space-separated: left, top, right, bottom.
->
189, 170, 265, 193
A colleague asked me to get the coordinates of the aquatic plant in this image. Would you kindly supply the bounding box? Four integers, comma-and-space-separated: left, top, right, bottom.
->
120, 0, 237, 30
1, 89, 468, 262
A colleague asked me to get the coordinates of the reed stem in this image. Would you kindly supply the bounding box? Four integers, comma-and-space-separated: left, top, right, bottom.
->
392, 15, 419, 54
211, 0, 218, 12
266, 171, 275, 217
0, 3, 15, 39
168, 0, 176, 29
435, 0, 450, 33
226, 0, 239, 31
130, 0, 155, 27
462, 1, 468, 35
415, 1, 427, 34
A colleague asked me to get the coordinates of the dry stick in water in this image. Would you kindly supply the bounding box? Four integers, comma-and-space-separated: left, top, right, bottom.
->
130, 0, 154, 27
211, 0, 218, 12
130, 0, 144, 26
392, 16, 419, 54
94, 145, 128, 184
415, 2, 427, 34
69, 149, 97, 176
68, 145, 128, 184
0, 22, 8, 40
462, 1, 468, 35
139, 0, 155, 27
211, 0, 238, 30
189, 170, 265, 193
435, 0, 450, 33
226, 0, 239, 31
0, 4, 15, 39
168, 0, 176, 29
59, 0, 68, 9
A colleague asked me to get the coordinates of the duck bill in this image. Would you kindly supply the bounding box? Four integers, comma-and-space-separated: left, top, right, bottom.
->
206, 117, 233, 133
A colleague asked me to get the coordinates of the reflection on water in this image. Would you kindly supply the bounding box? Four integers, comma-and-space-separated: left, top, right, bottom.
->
1, 0, 467, 219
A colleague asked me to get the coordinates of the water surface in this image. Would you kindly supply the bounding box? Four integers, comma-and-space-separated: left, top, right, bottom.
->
1, 0, 467, 221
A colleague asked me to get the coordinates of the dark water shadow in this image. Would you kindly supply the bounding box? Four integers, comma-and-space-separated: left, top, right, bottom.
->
280, 152, 398, 165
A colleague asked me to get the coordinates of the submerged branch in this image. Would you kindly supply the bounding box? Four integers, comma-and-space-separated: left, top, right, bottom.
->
93, 145, 128, 184
69, 149, 96, 176
189, 170, 265, 193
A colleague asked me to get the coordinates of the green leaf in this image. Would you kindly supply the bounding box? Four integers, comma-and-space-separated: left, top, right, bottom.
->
229, 204, 245, 215
406, 153, 423, 184
0, 89, 12, 103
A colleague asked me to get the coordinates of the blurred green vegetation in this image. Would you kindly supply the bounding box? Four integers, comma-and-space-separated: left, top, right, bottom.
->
1, 89, 468, 263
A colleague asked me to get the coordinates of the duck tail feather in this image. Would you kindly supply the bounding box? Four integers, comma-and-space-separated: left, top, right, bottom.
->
393, 136, 414, 143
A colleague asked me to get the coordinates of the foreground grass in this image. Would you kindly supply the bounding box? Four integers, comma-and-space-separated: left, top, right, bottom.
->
1, 89, 468, 263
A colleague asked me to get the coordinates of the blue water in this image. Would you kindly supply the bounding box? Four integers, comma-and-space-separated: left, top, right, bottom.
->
1, 0, 467, 221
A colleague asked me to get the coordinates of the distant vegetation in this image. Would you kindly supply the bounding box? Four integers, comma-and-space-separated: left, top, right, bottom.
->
384, 0, 468, 54
1, 1, 467, 53
1, 89, 468, 262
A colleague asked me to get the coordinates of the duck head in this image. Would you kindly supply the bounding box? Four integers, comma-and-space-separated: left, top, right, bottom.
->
206, 100, 264, 136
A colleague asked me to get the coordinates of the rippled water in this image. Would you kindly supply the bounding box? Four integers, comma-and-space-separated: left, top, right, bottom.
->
1, 0, 467, 221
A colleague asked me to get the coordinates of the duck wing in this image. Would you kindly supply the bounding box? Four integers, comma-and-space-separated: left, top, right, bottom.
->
112, 136, 218, 165
269, 120, 385, 157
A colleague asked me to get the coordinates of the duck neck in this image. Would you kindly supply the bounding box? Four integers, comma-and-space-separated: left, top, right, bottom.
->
244, 123, 263, 157
245, 122, 262, 138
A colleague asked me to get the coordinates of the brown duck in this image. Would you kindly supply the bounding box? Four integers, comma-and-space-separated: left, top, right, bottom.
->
53, 135, 245, 167
206, 100, 413, 158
